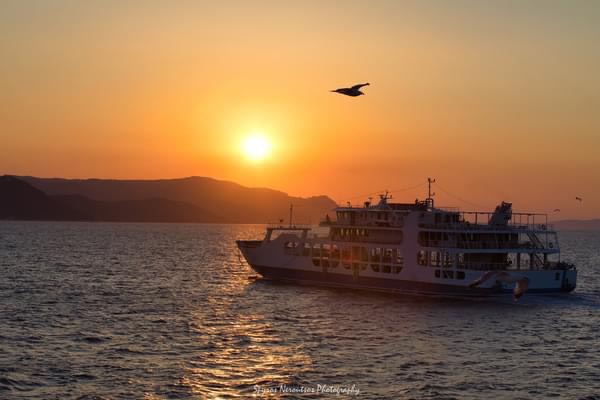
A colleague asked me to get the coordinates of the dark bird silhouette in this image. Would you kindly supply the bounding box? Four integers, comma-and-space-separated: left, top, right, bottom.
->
575, 197, 583, 202
331, 83, 370, 97
553, 209, 560, 212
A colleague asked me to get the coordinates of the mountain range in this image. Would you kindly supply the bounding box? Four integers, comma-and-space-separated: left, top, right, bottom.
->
0, 175, 337, 223
1, 175, 598, 229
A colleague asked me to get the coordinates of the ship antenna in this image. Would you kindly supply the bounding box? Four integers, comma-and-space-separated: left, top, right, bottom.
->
289, 203, 293, 227
427, 178, 436, 208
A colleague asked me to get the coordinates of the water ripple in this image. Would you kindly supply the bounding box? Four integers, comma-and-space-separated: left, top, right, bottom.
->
0, 222, 598, 399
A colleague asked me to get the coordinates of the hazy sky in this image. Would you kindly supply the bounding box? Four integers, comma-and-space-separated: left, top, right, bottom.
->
1, 0, 599, 218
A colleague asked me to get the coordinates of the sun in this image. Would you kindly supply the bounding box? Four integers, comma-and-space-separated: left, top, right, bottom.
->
242, 134, 271, 161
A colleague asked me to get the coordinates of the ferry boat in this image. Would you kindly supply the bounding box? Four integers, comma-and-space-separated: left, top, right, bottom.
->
236, 179, 577, 299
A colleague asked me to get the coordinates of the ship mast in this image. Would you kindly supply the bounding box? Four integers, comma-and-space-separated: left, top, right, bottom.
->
426, 177, 435, 208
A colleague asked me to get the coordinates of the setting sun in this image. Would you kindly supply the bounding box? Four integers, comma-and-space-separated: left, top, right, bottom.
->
242, 134, 271, 161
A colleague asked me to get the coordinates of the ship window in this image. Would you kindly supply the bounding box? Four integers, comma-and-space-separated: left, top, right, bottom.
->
435, 269, 441, 278
417, 250, 428, 266
312, 258, 320, 267
382, 265, 391, 273
383, 248, 394, 264
457, 253, 465, 269
395, 254, 404, 267
302, 243, 311, 257
360, 246, 369, 262
443, 270, 454, 279
322, 243, 331, 258
371, 264, 380, 272
442, 252, 453, 267
352, 246, 362, 260
456, 271, 465, 280
418, 231, 429, 246
284, 241, 296, 255
341, 247, 350, 261
394, 265, 402, 274
370, 247, 381, 262
430, 251, 441, 267
555, 272, 560, 281
330, 244, 340, 259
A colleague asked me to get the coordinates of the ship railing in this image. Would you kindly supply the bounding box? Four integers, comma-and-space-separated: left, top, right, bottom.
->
437, 207, 460, 212
320, 219, 405, 228
457, 261, 560, 271
461, 211, 548, 227
420, 240, 559, 250
419, 222, 554, 232
266, 223, 313, 230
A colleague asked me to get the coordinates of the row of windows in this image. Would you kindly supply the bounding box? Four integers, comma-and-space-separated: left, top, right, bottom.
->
417, 250, 548, 271
330, 228, 404, 244
334, 228, 370, 239
337, 211, 404, 221
285, 242, 405, 274
417, 250, 510, 269
434, 269, 466, 280
417, 250, 453, 267
418, 231, 558, 250
285, 242, 403, 263
312, 259, 403, 274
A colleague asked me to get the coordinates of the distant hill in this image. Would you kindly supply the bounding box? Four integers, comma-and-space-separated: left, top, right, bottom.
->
0, 175, 86, 220
54, 194, 223, 223
553, 219, 600, 231
3, 175, 337, 223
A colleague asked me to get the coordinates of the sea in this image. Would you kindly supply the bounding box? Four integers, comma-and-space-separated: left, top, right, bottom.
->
1, 222, 599, 400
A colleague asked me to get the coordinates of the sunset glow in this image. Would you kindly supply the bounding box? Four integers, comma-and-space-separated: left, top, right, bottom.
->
1, 1, 599, 218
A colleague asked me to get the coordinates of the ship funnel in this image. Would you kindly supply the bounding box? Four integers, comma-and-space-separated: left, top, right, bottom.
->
489, 201, 512, 226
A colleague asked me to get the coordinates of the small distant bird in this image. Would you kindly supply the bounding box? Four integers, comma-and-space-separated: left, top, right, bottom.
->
575, 197, 583, 202
331, 83, 370, 97
553, 209, 561, 212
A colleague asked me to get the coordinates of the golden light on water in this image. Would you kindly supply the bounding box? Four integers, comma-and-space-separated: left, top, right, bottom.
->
242, 134, 271, 162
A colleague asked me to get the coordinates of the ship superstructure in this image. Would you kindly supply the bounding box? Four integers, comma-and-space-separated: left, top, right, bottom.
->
237, 180, 576, 298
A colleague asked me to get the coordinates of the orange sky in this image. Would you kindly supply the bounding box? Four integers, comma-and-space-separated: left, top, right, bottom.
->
1, 1, 599, 218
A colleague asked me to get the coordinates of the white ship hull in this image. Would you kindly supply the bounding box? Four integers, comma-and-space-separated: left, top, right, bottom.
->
237, 237, 577, 297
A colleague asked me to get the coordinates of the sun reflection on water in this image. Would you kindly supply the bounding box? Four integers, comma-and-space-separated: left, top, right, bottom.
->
186, 313, 313, 398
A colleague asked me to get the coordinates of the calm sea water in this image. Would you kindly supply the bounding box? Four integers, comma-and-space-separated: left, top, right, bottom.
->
1, 222, 599, 400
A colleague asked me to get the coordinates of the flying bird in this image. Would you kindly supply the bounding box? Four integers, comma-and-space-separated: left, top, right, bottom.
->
575, 197, 583, 202
553, 209, 560, 212
331, 83, 370, 97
